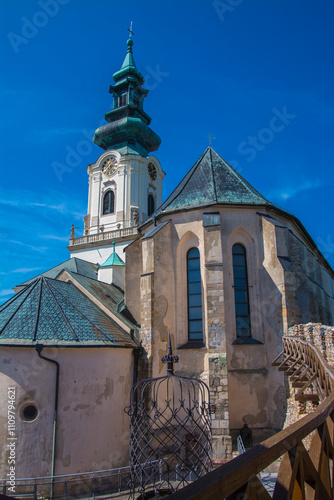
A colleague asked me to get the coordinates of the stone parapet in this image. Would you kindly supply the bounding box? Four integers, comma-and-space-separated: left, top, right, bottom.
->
284, 323, 334, 443
288, 322, 334, 365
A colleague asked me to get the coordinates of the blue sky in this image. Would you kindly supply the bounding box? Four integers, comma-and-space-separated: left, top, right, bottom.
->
0, 0, 333, 303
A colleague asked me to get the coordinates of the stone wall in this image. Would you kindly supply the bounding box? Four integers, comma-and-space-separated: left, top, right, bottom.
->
209, 355, 231, 460
283, 323, 334, 432
288, 322, 334, 365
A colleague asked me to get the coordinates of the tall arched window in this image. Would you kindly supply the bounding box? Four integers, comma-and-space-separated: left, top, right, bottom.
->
232, 243, 251, 338
187, 248, 203, 341
148, 194, 155, 216
103, 191, 114, 215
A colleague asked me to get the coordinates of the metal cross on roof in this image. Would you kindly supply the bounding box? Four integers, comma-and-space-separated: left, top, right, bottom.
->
127, 21, 134, 39
208, 132, 216, 147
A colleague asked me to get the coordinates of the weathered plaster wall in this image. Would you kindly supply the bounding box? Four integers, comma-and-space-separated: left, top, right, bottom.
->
0, 347, 133, 479
125, 238, 142, 324
286, 230, 333, 326
125, 204, 334, 458
223, 210, 286, 445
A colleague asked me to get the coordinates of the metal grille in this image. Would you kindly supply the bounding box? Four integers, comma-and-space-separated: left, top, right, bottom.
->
125, 336, 212, 498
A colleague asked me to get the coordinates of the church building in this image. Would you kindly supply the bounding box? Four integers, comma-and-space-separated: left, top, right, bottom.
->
0, 35, 333, 480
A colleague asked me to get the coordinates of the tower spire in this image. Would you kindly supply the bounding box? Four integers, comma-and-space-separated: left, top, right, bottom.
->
93, 34, 161, 157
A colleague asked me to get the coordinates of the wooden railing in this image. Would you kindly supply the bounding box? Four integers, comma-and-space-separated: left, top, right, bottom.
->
166, 336, 334, 500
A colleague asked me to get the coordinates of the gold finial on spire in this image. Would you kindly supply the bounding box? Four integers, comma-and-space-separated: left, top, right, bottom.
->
127, 21, 134, 39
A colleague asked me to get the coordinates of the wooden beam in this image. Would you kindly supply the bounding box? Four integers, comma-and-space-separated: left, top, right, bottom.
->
295, 394, 319, 403
165, 393, 334, 500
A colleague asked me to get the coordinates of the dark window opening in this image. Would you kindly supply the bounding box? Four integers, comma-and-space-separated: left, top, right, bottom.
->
203, 212, 220, 227
134, 93, 139, 106
148, 194, 155, 216
187, 248, 203, 341
232, 243, 251, 338
103, 191, 115, 215
119, 93, 127, 107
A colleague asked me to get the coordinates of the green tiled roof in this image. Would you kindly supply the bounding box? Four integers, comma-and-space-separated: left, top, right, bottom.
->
0, 277, 137, 348
17, 257, 98, 288
151, 147, 271, 218
62, 271, 138, 329
100, 243, 125, 267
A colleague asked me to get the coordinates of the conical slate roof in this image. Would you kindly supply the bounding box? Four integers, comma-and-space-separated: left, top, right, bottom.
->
0, 277, 137, 348
153, 147, 271, 217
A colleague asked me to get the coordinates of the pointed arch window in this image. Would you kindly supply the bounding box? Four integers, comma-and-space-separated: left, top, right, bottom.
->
232, 244, 251, 338
148, 194, 155, 217
187, 248, 203, 341
103, 191, 115, 215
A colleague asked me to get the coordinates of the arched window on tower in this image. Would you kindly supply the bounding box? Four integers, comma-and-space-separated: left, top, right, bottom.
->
148, 194, 155, 216
187, 248, 203, 341
103, 191, 115, 215
119, 93, 127, 107
232, 243, 251, 338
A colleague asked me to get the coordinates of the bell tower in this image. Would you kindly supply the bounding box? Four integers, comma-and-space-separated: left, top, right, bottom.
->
69, 34, 164, 267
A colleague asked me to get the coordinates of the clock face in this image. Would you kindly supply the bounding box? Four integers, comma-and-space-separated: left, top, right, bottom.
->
148, 162, 157, 181
102, 157, 118, 176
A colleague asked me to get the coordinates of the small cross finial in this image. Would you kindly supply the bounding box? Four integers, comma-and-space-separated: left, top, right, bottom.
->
161, 333, 179, 375
208, 132, 216, 147
127, 21, 134, 39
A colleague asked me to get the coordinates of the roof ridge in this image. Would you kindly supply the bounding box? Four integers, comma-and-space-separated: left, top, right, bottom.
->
73, 257, 79, 274
44, 278, 80, 342
48, 278, 126, 342
60, 270, 138, 331
209, 147, 218, 203
33, 278, 44, 341
156, 148, 210, 213
0, 279, 39, 335
210, 148, 270, 204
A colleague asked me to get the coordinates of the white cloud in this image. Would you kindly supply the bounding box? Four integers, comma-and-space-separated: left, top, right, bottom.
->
11, 267, 43, 274
0, 267, 43, 276
0, 190, 85, 219
268, 178, 323, 202
0, 289, 14, 297
4, 239, 49, 254
41, 234, 69, 242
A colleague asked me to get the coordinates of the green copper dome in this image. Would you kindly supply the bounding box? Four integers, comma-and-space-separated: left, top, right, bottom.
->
100, 242, 125, 267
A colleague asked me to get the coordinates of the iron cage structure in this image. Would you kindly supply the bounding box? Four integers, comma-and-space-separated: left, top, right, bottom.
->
125, 336, 212, 498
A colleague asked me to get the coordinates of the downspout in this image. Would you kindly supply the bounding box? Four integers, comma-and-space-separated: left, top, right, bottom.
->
35, 344, 59, 500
